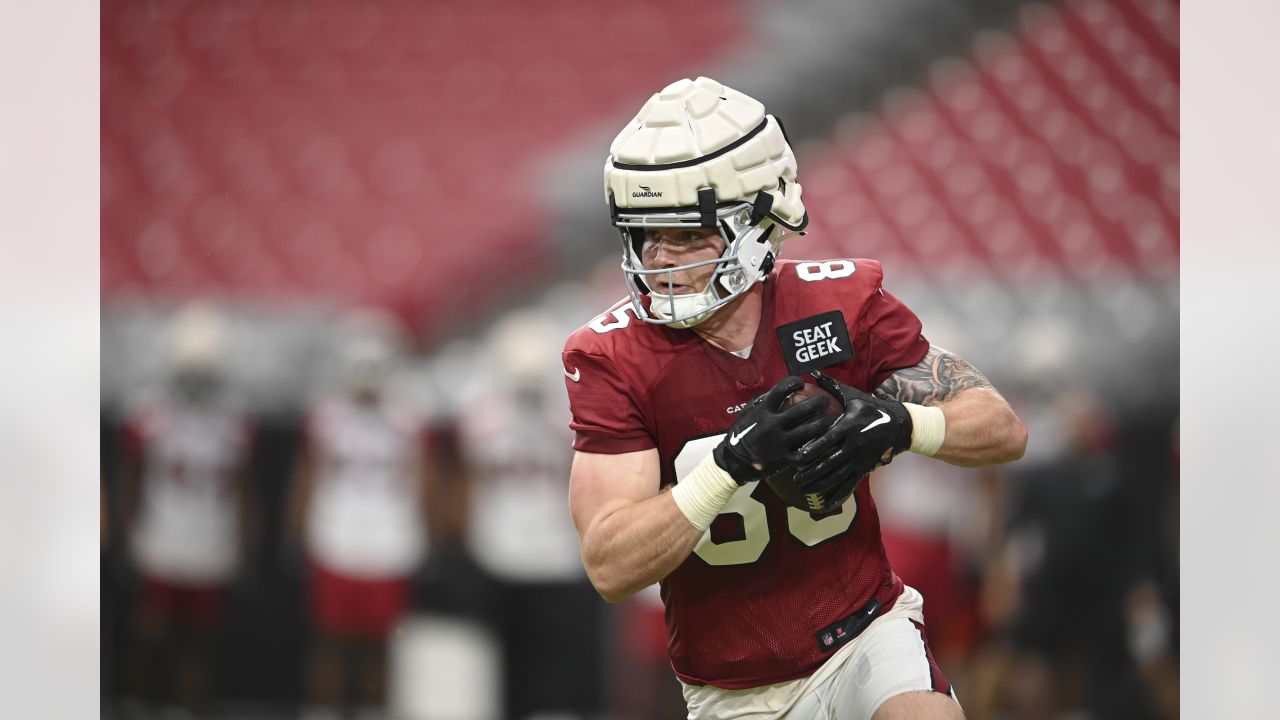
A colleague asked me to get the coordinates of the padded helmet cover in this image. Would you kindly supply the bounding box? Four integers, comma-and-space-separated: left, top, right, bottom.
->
604, 77, 805, 227
603, 77, 808, 327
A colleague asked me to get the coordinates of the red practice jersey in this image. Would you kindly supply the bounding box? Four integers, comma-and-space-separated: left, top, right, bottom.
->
563, 259, 930, 689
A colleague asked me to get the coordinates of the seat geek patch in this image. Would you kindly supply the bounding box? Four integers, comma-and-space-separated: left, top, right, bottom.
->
776, 310, 854, 375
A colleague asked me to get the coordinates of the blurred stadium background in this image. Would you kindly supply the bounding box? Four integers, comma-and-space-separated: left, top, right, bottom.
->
99, 0, 1179, 718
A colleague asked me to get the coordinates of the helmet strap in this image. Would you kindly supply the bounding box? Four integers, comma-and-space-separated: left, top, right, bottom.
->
750, 189, 774, 225
698, 187, 718, 228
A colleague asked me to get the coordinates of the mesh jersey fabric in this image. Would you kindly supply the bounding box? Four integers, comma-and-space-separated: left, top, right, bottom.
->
563, 259, 930, 688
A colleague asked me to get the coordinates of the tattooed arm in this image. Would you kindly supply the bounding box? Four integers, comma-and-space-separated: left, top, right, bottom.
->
875, 346, 1027, 467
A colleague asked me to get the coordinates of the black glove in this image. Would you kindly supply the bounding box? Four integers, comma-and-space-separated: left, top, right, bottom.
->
713, 376, 832, 485
793, 373, 914, 491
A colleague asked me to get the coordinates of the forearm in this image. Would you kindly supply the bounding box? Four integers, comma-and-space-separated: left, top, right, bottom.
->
875, 345, 1027, 468
926, 388, 1027, 467
580, 490, 704, 602
573, 439, 749, 602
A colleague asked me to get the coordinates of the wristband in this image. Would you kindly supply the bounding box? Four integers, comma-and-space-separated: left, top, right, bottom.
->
903, 403, 946, 456
670, 453, 739, 531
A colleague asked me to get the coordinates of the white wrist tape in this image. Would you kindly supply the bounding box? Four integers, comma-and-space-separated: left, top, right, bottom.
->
904, 403, 946, 456
670, 453, 739, 532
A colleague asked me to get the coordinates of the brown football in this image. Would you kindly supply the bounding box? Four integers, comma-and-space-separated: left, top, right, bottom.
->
779, 379, 843, 422
764, 379, 843, 511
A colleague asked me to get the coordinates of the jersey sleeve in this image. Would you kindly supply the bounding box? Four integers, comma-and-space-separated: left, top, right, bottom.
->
562, 347, 655, 454
856, 278, 930, 390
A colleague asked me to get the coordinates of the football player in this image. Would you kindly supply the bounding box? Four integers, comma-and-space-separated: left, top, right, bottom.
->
286, 320, 429, 720
563, 78, 1027, 720
120, 304, 254, 717
452, 310, 606, 717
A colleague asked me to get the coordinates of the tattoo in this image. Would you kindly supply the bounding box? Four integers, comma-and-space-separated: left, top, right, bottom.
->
874, 346, 996, 405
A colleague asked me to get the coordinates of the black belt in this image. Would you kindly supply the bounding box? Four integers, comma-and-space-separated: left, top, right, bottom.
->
815, 596, 882, 653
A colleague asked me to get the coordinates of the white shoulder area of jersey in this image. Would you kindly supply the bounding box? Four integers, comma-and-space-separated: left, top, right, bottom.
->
311, 395, 345, 418
303, 396, 339, 434
382, 398, 426, 434
212, 395, 250, 423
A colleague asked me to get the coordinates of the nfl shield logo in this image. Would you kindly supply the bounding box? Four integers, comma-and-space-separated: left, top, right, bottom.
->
821, 632, 834, 647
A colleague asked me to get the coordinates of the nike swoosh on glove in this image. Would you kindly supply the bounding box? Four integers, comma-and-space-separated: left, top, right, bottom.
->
792, 372, 914, 491
712, 376, 832, 485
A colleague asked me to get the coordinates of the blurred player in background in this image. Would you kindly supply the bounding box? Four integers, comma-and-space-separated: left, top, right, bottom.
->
563, 78, 1027, 719
119, 304, 255, 720
985, 383, 1175, 720
286, 314, 430, 720
449, 310, 604, 718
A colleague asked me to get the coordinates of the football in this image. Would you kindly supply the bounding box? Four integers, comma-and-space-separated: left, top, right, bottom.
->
780, 378, 844, 420
764, 379, 844, 513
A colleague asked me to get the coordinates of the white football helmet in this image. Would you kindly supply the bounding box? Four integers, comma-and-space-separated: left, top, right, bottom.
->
167, 302, 227, 403
335, 308, 403, 398
604, 77, 808, 328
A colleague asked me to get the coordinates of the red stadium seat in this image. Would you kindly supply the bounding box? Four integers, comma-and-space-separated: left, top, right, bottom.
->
102, 0, 746, 332
797, 0, 1177, 280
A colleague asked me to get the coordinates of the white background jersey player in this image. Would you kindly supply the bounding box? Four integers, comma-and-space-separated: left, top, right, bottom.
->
123, 304, 252, 588
118, 303, 254, 718
125, 391, 252, 585
457, 310, 583, 583
288, 322, 432, 719
302, 391, 427, 579
440, 310, 606, 719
